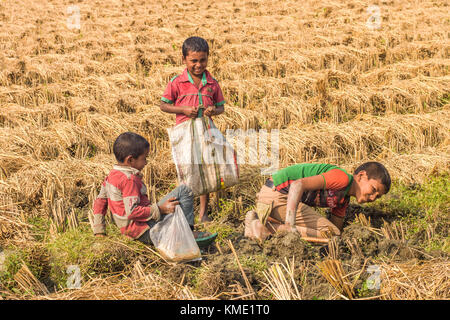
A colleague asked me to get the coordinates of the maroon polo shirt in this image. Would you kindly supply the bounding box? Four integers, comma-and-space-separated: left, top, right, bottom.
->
161, 68, 226, 125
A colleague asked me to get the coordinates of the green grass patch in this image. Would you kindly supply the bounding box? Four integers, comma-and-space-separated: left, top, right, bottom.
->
0, 243, 51, 294
367, 173, 449, 252
44, 223, 140, 289
198, 198, 241, 245
241, 253, 269, 276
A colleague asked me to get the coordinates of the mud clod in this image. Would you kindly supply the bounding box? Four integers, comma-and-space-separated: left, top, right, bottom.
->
263, 231, 321, 261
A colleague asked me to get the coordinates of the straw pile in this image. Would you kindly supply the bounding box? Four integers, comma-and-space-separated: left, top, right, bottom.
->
4, 260, 200, 300
261, 257, 302, 300
380, 259, 450, 300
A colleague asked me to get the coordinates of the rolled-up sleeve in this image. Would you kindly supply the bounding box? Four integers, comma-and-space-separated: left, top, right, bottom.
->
213, 82, 225, 107
161, 78, 178, 104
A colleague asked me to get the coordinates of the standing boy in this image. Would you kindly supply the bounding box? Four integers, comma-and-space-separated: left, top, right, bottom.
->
92, 132, 197, 244
245, 162, 391, 241
160, 36, 226, 223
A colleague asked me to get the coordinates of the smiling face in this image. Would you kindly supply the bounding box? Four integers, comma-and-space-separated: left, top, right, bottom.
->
182, 50, 208, 78
353, 171, 387, 204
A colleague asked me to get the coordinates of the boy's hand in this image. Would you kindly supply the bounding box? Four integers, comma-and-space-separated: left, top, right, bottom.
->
183, 106, 199, 119
158, 197, 180, 215
278, 223, 298, 233
203, 105, 216, 117
95, 233, 106, 238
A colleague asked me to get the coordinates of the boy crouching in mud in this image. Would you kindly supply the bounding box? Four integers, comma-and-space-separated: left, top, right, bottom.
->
92, 132, 206, 244
244, 162, 391, 242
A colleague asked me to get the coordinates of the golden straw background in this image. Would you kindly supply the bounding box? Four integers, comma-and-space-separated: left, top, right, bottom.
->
0, 0, 449, 300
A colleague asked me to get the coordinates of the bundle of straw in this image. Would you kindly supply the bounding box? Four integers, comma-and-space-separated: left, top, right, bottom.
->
316, 259, 356, 299
261, 257, 302, 300
13, 262, 49, 296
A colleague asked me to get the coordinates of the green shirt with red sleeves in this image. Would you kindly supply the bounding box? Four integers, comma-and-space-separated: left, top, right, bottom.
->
161, 68, 226, 125
271, 163, 354, 218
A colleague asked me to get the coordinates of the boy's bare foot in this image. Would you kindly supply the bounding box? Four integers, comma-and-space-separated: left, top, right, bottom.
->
244, 211, 257, 238
251, 219, 272, 241
244, 211, 271, 241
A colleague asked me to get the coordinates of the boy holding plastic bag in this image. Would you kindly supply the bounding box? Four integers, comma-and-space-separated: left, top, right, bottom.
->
92, 132, 203, 261
160, 37, 237, 223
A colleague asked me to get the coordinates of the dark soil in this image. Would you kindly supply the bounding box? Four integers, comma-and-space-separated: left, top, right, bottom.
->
262, 231, 322, 261
338, 223, 435, 262
181, 217, 449, 299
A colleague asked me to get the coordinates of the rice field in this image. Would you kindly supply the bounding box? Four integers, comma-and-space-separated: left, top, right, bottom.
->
0, 0, 449, 301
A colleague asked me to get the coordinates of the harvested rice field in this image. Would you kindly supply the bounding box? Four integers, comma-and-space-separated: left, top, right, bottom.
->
0, 0, 449, 301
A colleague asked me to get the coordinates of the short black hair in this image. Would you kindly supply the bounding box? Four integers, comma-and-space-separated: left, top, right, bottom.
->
354, 161, 391, 193
182, 36, 209, 57
113, 132, 149, 163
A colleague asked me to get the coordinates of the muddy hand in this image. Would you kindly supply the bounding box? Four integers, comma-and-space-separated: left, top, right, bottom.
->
159, 197, 180, 215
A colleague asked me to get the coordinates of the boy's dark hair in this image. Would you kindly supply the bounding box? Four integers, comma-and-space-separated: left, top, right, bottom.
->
182, 37, 209, 57
113, 132, 149, 163
354, 162, 391, 192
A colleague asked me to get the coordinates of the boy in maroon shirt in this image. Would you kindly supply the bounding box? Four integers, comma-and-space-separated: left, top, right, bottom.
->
160, 37, 226, 223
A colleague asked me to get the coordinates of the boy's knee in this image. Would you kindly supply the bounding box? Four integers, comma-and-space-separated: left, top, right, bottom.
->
177, 184, 194, 199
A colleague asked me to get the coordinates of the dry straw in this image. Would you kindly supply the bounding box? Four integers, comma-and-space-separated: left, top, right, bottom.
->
0, 0, 449, 300
0, 196, 32, 243
261, 256, 302, 300
227, 239, 256, 299
33, 260, 203, 300
13, 261, 50, 296
380, 259, 450, 300
316, 259, 356, 300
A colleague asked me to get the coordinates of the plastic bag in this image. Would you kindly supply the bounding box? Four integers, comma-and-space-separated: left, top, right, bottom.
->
149, 205, 201, 263
167, 116, 239, 196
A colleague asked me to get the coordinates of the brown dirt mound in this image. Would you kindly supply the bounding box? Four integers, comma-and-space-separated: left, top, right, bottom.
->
193, 254, 248, 298
338, 223, 438, 262
340, 223, 380, 257
262, 231, 322, 261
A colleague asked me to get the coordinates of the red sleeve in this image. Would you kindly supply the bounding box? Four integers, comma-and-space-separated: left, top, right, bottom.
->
93, 182, 108, 216
213, 82, 225, 107
321, 169, 350, 190
93, 197, 108, 216
161, 79, 178, 104
92, 182, 108, 234
323, 169, 350, 218
120, 177, 152, 221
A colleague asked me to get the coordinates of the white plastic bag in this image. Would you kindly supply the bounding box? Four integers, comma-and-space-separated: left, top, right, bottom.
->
167, 117, 239, 196
149, 205, 201, 262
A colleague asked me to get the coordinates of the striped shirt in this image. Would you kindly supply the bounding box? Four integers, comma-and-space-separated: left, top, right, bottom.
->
92, 165, 160, 239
